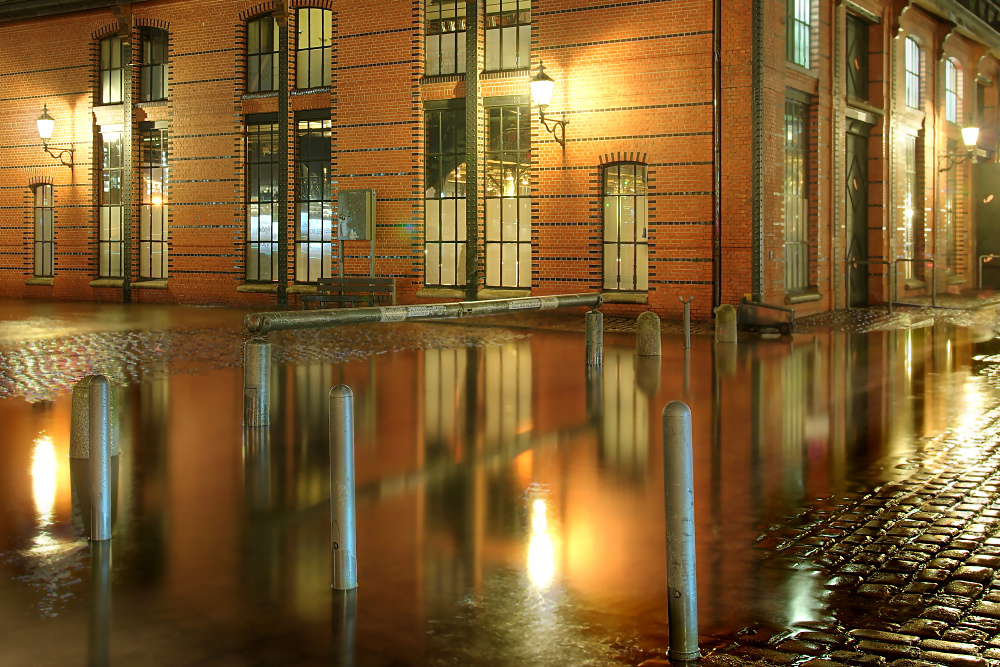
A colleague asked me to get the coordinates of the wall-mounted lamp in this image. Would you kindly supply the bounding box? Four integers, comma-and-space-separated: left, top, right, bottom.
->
939, 125, 980, 171
530, 61, 568, 147
37, 105, 75, 168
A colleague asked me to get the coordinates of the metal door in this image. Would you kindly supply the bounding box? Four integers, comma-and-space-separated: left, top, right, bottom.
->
846, 130, 869, 306
975, 163, 1000, 289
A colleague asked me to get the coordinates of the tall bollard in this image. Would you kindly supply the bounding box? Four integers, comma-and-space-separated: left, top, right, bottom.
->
714, 304, 737, 343
89, 375, 113, 542
679, 296, 693, 349
89, 540, 112, 666
244, 337, 272, 426
636, 311, 662, 356
330, 385, 358, 590
662, 401, 699, 662
586, 309, 604, 367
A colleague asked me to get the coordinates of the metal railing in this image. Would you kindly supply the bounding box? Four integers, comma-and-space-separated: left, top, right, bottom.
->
980, 254, 998, 289
845, 258, 896, 313
245, 293, 603, 335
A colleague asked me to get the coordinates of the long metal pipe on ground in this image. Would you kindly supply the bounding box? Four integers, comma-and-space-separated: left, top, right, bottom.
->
245, 293, 603, 336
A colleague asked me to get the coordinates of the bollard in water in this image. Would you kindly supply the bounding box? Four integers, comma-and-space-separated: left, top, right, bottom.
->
662, 401, 699, 662
333, 589, 358, 667
683, 348, 691, 397
330, 384, 358, 590
89, 375, 113, 542
636, 356, 661, 397
586, 310, 604, 367
714, 304, 737, 343
636, 311, 662, 356
89, 540, 112, 666
679, 296, 693, 349
243, 337, 272, 426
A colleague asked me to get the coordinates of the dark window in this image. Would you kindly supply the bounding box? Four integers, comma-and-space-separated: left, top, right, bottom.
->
485, 0, 530, 71
846, 15, 868, 101
295, 118, 333, 283
603, 164, 649, 291
784, 99, 809, 292
296, 8, 331, 89
140, 27, 169, 102
99, 132, 124, 278
33, 184, 54, 278
787, 0, 810, 67
246, 123, 279, 281
485, 104, 530, 287
99, 35, 126, 104
139, 127, 168, 279
248, 15, 279, 93
425, 106, 467, 286
426, 0, 466, 76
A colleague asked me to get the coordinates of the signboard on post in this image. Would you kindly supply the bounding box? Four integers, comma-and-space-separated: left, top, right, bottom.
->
337, 189, 375, 241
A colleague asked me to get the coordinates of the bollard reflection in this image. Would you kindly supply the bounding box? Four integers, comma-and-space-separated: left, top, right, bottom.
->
89, 540, 112, 667
331, 589, 357, 667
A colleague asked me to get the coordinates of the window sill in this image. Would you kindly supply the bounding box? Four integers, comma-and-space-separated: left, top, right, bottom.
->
25, 277, 54, 286
601, 291, 648, 304
948, 275, 966, 286
133, 279, 168, 290
904, 279, 926, 290
292, 86, 331, 96
417, 287, 465, 299
90, 278, 123, 288
237, 282, 279, 293
242, 91, 278, 100
481, 68, 530, 80
785, 291, 822, 304
421, 74, 465, 84
478, 288, 530, 300
287, 284, 318, 294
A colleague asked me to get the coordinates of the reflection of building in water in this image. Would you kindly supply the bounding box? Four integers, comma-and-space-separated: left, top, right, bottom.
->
484, 342, 532, 451
599, 347, 648, 477
423, 348, 468, 460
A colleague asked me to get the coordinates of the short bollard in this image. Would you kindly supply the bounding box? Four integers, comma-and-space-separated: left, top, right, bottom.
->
636, 311, 662, 356
89, 375, 113, 542
330, 385, 358, 590
243, 337, 272, 426
679, 296, 693, 349
714, 304, 737, 343
586, 310, 604, 367
662, 401, 699, 662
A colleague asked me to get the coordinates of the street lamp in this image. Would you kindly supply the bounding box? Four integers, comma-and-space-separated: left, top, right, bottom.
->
938, 125, 980, 172
530, 61, 568, 147
36, 105, 75, 168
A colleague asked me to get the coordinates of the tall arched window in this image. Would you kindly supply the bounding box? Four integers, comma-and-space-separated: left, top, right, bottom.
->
33, 184, 54, 278
945, 58, 961, 124
602, 163, 649, 291
99, 34, 126, 104
296, 8, 331, 89
905, 37, 921, 109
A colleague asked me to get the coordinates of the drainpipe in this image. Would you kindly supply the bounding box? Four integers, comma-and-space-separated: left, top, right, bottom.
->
751, 0, 765, 302
713, 0, 722, 309
465, 0, 481, 301
277, 4, 289, 307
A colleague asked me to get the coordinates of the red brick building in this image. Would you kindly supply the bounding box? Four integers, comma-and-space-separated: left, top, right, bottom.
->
0, 0, 998, 319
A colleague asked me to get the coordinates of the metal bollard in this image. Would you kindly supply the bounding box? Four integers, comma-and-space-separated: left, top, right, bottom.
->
330, 385, 358, 590
679, 296, 693, 349
636, 311, 662, 356
243, 337, 272, 426
89, 375, 112, 542
662, 401, 699, 662
332, 589, 357, 667
586, 310, 604, 367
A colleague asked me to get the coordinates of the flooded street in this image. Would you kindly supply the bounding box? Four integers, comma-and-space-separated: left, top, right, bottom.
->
2, 300, 999, 666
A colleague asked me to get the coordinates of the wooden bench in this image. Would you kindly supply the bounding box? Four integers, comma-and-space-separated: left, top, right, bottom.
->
299, 277, 396, 309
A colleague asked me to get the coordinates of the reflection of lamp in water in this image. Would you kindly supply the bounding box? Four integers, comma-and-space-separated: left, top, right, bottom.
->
527, 499, 555, 588
32, 435, 57, 526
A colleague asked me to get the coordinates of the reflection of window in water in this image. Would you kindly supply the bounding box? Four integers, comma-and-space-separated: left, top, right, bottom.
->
424, 348, 467, 459
484, 341, 532, 450
293, 364, 336, 508
781, 346, 812, 501
600, 347, 648, 476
